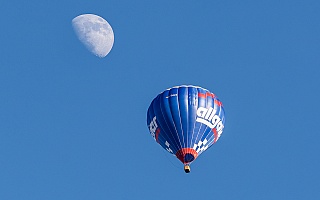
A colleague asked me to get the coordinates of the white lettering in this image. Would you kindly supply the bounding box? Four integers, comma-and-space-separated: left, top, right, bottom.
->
196, 106, 224, 134
211, 115, 221, 128
204, 107, 213, 119
197, 107, 208, 118
149, 116, 158, 138
208, 107, 217, 121
216, 121, 224, 132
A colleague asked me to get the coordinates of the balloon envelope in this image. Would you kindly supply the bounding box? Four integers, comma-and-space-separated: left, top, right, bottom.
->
147, 85, 225, 165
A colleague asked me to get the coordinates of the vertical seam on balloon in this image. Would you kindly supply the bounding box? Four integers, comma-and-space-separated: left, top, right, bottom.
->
186, 87, 189, 150
168, 89, 183, 152
150, 99, 173, 152
206, 101, 222, 147
206, 103, 224, 145
154, 95, 176, 154
190, 88, 200, 151
177, 87, 185, 149
190, 87, 198, 152
197, 91, 211, 155
193, 89, 207, 151
202, 94, 217, 154
159, 92, 181, 154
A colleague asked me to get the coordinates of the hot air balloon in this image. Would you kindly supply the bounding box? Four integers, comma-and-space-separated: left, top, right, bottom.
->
147, 85, 225, 173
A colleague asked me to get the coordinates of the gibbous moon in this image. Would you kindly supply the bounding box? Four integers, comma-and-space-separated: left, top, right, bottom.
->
72, 14, 114, 58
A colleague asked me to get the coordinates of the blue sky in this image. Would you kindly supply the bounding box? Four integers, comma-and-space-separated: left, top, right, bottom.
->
1, 0, 320, 199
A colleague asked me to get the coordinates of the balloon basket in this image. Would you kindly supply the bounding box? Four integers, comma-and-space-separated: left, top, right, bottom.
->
184, 165, 191, 173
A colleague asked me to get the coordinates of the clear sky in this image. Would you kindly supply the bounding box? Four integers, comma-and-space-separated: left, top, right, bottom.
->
1, 0, 320, 199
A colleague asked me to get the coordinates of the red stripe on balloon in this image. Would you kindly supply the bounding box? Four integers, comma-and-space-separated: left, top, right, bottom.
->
155, 128, 160, 143
198, 92, 215, 98
198, 93, 206, 98
213, 128, 218, 143
214, 99, 223, 106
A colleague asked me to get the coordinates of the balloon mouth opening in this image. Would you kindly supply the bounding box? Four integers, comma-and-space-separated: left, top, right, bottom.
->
176, 148, 198, 164
184, 153, 195, 163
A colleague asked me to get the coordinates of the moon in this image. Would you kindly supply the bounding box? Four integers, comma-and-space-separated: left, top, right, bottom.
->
72, 14, 114, 58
